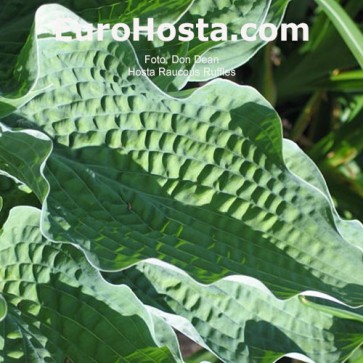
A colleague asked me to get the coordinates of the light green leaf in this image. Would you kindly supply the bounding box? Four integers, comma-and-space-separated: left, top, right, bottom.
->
312, 70, 363, 92
0, 126, 46, 226
349, 347, 363, 363
107, 259, 363, 363
0, 1, 289, 92
0, 0, 193, 92
0, 206, 181, 362
282, 139, 363, 250
0, 5, 362, 307
315, 0, 363, 69
0, 125, 51, 201
135, 0, 289, 89
187, 0, 289, 83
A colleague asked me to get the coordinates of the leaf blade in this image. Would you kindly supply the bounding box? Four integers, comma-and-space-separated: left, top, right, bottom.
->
0, 5, 362, 307
314, 0, 363, 69
107, 259, 363, 363
0, 207, 182, 363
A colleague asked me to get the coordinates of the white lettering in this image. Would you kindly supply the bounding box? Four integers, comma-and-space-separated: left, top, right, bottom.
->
133, 18, 154, 41
55, 18, 76, 41
240, 23, 257, 41
281, 23, 309, 41
258, 23, 278, 42
97, 23, 110, 41
112, 23, 131, 41
157, 23, 176, 42
210, 23, 228, 41
53, 19, 309, 43
76, 23, 93, 41
178, 23, 194, 41
196, 18, 209, 42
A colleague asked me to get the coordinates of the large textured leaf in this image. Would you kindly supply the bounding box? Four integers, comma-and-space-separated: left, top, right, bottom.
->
0, 206, 181, 362
282, 139, 363, 250
106, 259, 363, 363
186, 0, 289, 82
0, 0, 288, 92
0, 0, 193, 92
0, 125, 51, 201
135, 0, 289, 89
0, 5, 362, 306
0, 0, 192, 27
0, 125, 49, 225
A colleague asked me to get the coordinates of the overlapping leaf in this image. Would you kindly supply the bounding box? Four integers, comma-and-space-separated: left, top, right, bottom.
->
106, 259, 363, 363
0, 125, 49, 225
0, 0, 194, 92
0, 206, 181, 362
135, 0, 290, 89
0, 125, 50, 201
185, 0, 290, 82
282, 139, 363, 250
0, 5, 362, 308
0, 0, 289, 93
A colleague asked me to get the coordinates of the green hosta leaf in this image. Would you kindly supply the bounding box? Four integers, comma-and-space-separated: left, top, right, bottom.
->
186, 0, 289, 82
0, 206, 181, 362
0, 0, 193, 92
0, 0, 289, 92
135, 0, 289, 89
282, 139, 363, 250
0, 0, 192, 25
0, 191, 7, 322
0, 5, 363, 306
0, 125, 48, 225
0, 125, 51, 201
107, 259, 363, 363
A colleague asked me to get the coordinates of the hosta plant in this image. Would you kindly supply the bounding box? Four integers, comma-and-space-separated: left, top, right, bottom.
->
0, 1, 362, 362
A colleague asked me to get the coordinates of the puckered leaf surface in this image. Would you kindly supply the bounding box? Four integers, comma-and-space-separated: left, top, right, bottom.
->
106, 259, 363, 363
0, 125, 51, 201
134, 0, 289, 89
0, 206, 181, 362
185, 0, 289, 82
0, 5, 362, 307
282, 139, 363, 251
0, 0, 289, 92
0, 0, 194, 92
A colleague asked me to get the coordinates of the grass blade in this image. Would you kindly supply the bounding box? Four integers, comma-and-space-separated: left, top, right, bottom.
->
315, 0, 363, 69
